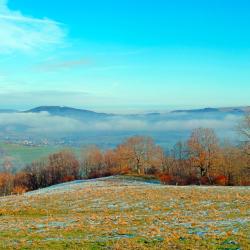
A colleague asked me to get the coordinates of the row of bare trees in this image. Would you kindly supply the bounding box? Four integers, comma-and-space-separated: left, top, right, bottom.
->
0, 151, 80, 195
162, 128, 249, 185
0, 115, 249, 195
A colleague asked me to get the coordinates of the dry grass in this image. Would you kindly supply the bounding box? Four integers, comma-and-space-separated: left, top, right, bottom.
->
0, 176, 249, 249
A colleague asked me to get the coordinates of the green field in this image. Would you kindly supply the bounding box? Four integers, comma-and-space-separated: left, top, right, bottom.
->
0, 176, 249, 249
0, 142, 77, 169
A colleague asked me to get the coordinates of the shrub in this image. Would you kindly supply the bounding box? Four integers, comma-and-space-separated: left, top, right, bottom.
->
200, 176, 211, 185
214, 175, 228, 186
241, 180, 250, 186
145, 166, 159, 175
61, 175, 75, 183
159, 174, 173, 185
174, 176, 188, 185
12, 185, 28, 195
14, 172, 29, 188
186, 175, 200, 185
0, 173, 14, 196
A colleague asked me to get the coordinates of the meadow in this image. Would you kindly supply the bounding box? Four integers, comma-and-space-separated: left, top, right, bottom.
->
0, 176, 249, 250
0, 142, 79, 170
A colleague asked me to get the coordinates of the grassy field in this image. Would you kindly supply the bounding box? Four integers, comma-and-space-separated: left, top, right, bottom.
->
0, 142, 78, 169
0, 176, 249, 250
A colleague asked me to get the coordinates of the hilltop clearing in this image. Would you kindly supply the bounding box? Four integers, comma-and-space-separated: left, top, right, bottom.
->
0, 176, 249, 249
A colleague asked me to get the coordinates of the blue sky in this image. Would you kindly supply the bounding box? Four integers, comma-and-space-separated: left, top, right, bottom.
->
0, 0, 249, 113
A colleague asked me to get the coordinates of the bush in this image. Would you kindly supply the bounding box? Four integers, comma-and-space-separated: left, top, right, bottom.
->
145, 166, 159, 175
200, 176, 211, 185
0, 173, 14, 196
61, 175, 75, 183
159, 174, 173, 185
241, 180, 250, 186
186, 175, 200, 185
12, 185, 28, 195
214, 175, 228, 186
14, 172, 29, 188
174, 176, 189, 185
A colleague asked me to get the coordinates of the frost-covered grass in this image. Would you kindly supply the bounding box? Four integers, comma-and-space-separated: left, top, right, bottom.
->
0, 176, 249, 249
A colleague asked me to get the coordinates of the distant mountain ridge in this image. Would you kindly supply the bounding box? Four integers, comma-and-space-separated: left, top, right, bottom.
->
0, 105, 249, 116
25, 106, 106, 115
171, 106, 250, 114
23, 106, 112, 119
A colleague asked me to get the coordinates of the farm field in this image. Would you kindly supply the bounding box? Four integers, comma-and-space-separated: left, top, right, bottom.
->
0, 142, 79, 169
0, 176, 249, 250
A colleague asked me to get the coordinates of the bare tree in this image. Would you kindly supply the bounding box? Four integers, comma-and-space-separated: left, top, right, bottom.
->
187, 128, 221, 182
170, 141, 191, 178
238, 114, 250, 155
48, 150, 80, 184
2, 156, 14, 173
80, 146, 103, 178
0, 173, 14, 196
116, 136, 164, 175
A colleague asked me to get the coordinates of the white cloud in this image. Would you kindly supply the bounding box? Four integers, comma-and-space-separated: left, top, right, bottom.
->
0, 112, 83, 133
0, 0, 66, 53
82, 115, 241, 132
0, 112, 241, 135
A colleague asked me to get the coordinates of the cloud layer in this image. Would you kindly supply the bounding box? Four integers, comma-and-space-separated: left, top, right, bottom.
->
0, 0, 65, 53
0, 112, 241, 135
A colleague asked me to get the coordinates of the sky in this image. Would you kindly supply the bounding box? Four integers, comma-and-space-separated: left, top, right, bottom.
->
0, 0, 250, 113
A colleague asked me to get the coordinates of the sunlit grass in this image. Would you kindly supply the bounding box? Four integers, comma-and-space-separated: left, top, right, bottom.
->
0, 176, 249, 249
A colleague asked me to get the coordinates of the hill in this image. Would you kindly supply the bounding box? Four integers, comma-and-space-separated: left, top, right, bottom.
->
24, 106, 111, 119
0, 176, 249, 249
172, 106, 250, 114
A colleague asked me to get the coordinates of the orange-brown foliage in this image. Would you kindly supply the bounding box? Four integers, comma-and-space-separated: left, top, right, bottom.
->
159, 174, 173, 185
214, 175, 228, 186
12, 185, 28, 195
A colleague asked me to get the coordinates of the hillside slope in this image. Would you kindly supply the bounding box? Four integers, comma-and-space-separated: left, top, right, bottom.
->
24, 106, 111, 119
0, 176, 249, 249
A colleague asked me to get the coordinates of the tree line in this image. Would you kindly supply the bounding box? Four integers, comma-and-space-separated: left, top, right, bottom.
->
0, 116, 249, 196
